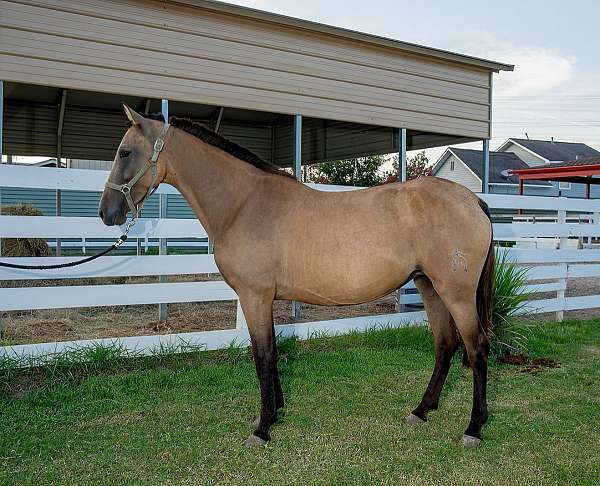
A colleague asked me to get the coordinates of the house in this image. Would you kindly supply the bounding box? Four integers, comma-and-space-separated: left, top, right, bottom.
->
433, 138, 600, 197
497, 138, 600, 196
432, 148, 551, 194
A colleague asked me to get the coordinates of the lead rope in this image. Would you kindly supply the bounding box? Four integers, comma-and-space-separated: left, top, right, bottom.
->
0, 218, 136, 270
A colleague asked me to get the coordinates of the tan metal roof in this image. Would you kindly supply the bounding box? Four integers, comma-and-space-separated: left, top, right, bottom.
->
172, 0, 514, 72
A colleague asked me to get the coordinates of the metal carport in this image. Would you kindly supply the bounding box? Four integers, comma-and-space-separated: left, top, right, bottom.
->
1, 0, 512, 181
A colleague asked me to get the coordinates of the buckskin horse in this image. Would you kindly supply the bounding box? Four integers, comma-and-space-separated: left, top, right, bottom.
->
99, 105, 494, 449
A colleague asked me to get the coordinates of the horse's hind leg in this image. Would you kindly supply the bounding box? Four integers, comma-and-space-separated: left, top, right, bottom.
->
407, 275, 458, 424
443, 297, 490, 448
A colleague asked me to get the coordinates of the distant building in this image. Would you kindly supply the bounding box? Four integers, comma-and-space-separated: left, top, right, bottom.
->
433, 138, 600, 197
497, 138, 600, 166
432, 148, 551, 194
67, 159, 113, 171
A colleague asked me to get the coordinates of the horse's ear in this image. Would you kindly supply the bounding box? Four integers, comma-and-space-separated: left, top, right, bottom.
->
123, 104, 143, 127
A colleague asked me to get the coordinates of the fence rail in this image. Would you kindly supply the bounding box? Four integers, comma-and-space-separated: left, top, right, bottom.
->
1, 164, 600, 361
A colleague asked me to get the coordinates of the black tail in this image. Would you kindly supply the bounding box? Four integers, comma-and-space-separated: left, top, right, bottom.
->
463, 198, 494, 367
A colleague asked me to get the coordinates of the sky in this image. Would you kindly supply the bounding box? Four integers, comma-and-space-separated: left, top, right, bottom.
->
221, 0, 600, 163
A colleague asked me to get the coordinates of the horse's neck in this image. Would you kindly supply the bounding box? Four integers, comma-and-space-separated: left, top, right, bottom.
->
164, 132, 261, 243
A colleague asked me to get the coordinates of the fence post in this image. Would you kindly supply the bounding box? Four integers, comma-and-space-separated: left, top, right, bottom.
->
395, 286, 406, 312
556, 209, 567, 321
235, 300, 247, 330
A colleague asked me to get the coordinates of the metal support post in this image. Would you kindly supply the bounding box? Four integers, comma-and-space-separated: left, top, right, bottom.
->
292, 114, 302, 320
56, 89, 67, 256
396, 127, 407, 311
482, 139, 490, 194
158, 99, 169, 323
398, 128, 407, 182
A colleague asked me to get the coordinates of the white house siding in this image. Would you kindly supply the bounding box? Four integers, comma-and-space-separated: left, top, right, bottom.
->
498, 142, 546, 166
435, 153, 481, 192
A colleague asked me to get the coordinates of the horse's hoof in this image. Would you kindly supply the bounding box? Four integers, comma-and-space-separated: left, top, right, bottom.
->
252, 417, 260, 428
244, 434, 267, 448
462, 435, 481, 448
405, 413, 425, 424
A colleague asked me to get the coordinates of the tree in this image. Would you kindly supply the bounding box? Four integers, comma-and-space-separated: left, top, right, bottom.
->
306, 155, 386, 187
382, 151, 432, 183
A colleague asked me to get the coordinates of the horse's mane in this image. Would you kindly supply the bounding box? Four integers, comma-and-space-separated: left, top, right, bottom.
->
138, 113, 295, 179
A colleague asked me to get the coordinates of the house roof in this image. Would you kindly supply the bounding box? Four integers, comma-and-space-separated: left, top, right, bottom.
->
444, 148, 551, 186
508, 139, 600, 162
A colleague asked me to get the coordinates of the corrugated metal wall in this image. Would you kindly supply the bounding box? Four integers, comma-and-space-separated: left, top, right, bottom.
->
274, 118, 395, 164
3, 101, 58, 157
3, 96, 280, 162
62, 107, 126, 160
0, 0, 493, 139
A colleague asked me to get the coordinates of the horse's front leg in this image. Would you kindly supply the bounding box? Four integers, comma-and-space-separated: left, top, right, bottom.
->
238, 291, 279, 447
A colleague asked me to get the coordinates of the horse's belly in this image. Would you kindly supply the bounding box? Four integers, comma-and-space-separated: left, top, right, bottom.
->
276, 248, 414, 305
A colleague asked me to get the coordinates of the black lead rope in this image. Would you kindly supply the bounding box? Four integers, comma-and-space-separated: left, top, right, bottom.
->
0, 234, 129, 270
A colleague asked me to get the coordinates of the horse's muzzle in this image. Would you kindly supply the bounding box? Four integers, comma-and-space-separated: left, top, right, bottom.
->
99, 194, 127, 226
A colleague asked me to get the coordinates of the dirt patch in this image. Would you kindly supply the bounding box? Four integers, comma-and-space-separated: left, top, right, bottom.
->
498, 353, 561, 374
498, 353, 530, 366
529, 357, 561, 368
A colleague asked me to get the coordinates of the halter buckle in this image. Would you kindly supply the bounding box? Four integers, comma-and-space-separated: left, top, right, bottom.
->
154, 139, 165, 151
121, 184, 131, 194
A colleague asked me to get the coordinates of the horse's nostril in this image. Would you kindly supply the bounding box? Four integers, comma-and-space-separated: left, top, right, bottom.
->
98, 208, 104, 220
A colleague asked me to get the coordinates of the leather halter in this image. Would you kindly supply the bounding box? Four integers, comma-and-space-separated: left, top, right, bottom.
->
105, 122, 171, 218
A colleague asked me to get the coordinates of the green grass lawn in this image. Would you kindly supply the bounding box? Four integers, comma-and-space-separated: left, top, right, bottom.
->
1, 320, 599, 485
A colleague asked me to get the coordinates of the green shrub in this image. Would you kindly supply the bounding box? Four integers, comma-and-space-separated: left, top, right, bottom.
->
489, 250, 531, 357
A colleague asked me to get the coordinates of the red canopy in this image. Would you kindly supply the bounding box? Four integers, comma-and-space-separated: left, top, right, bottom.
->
509, 156, 600, 198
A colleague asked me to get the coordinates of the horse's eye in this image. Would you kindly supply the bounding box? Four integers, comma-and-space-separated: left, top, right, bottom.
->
119, 149, 131, 159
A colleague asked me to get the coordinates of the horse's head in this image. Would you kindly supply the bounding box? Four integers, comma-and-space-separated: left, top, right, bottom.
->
99, 104, 168, 226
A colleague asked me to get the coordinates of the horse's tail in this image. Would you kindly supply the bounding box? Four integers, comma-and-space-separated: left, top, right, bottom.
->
463, 198, 494, 367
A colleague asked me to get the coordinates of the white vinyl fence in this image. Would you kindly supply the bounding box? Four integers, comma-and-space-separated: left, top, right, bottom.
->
1, 164, 600, 361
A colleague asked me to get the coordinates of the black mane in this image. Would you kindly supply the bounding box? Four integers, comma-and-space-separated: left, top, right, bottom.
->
139, 113, 294, 178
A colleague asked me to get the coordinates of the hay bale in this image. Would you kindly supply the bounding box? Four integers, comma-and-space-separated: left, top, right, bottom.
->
1, 204, 52, 257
